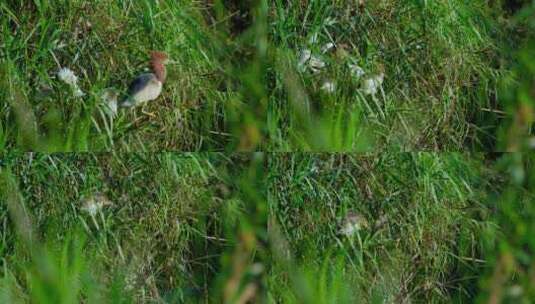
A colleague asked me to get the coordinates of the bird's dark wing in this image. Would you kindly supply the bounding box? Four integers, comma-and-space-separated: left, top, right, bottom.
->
126, 73, 157, 96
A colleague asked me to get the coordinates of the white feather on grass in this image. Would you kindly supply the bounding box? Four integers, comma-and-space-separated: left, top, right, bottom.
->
57, 67, 85, 97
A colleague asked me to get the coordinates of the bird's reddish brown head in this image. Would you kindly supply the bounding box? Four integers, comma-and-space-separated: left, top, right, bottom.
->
150, 51, 169, 64
150, 51, 169, 83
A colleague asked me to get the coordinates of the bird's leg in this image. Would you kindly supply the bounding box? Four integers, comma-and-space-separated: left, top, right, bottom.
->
141, 104, 157, 118
132, 110, 145, 125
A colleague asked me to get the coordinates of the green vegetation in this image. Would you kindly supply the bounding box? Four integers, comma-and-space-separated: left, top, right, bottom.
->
268, 153, 489, 302
268, 153, 535, 303
0, 153, 267, 303
3, 152, 535, 303
2, 0, 532, 152
2, 0, 535, 303
268, 1, 509, 150
1, 1, 267, 151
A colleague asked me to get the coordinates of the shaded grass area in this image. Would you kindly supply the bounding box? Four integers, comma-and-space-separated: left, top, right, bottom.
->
0, 153, 267, 303
268, 153, 498, 302
267, 1, 509, 151
0, 1, 267, 151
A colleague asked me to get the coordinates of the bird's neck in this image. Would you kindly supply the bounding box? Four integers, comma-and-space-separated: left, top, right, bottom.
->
151, 61, 166, 83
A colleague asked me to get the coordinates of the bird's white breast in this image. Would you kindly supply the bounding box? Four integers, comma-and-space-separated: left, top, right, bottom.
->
132, 78, 162, 103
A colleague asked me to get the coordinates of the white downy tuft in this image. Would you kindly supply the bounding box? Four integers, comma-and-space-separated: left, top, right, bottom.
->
321, 42, 335, 54
101, 89, 118, 116
339, 212, 369, 236
321, 81, 336, 93
57, 67, 78, 86
362, 73, 384, 96
297, 49, 326, 73
339, 221, 360, 236
348, 63, 365, 80
57, 67, 85, 97
81, 193, 112, 216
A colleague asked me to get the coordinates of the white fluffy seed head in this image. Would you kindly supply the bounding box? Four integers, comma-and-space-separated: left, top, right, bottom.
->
339, 221, 359, 236
321, 81, 336, 93
348, 64, 365, 79
81, 193, 112, 216
321, 42, 335, 53
57, 67, 78, 86
362, 73, 384, 96
58, 67, 85, 97
339, 212, 369, 236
